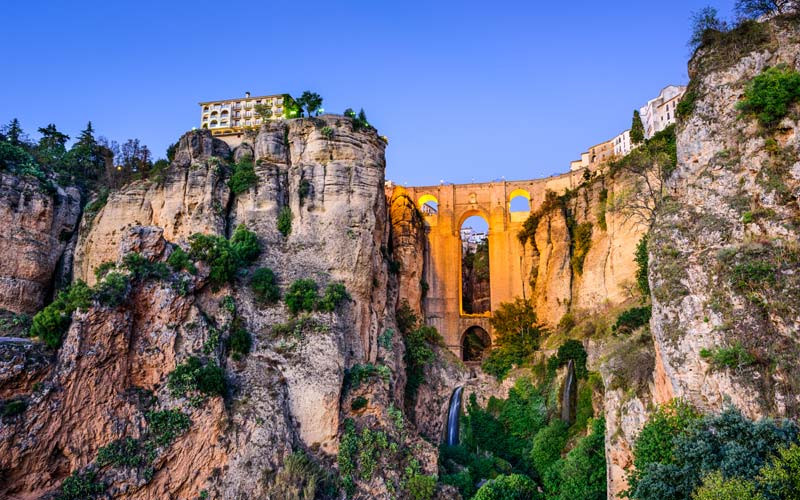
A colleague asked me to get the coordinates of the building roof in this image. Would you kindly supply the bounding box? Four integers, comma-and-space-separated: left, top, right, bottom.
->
198, 94, 288, 106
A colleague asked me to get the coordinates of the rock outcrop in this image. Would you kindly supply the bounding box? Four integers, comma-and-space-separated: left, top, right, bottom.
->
0, 173, 81, 313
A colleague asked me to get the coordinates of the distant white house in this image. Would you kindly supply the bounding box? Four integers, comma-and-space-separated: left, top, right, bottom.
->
640, 85, 686, 139
612, 129, 632, 156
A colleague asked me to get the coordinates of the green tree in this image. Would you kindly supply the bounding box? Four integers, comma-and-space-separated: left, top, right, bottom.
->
635, 235, 650, 298
297, 91, 323, 117
758, 442, 800, 499
67, 121, 106, 184
3, 118, 27, 146
250, 267, 280, 304
631, 110, 645, 144
253, 103, 273, 121
737, 66, 800, 127
35, 124, 70, 168
473, 474, 542, 500
557, 418, 607, 500
692, 471, 764, 500
285, 279, 319, 315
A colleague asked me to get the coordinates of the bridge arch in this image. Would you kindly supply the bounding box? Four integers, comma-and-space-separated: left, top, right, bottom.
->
508, 188, 531, 214
461, 325, 491, 361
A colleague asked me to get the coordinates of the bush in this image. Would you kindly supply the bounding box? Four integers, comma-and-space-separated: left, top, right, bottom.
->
228, 158, 257, 194
92, 272, 130, 307
557, 418, 607, 500
30, 281, 92, 348
406, 473, 436, 500
146, 409, 191, 446
699, 341, 756, 370
531, 419, 569, 477
737, 66, 800, 128
351, 396, 368, 411
635, 235, 650, 298
404, 325, 441, 403
93, 261, 116, 281
473, 473, 541, 500
482, 299, 544, 380
317, 282, 349, 312
230, 224, 261, 264
676, 90, 697, 119
96, 437, 145, 467
555, 339, 589, 378
613, 306, 652, 334
343, 363, 391, 392
250, 267, 280, 304
1, 399, 26, 417
167, 247, 196, 274
188, 226, 260, 288
570, 222, 593, 275
167, 357, 226, 398
56, 470, 105, 500
693, 471, 764, 500
264, 451, 329, 500
758, 442, 800, 499
285, 279, 319, 315
229, 326, 252, 360
122, 253, 169, 281
277, 206, 292, 237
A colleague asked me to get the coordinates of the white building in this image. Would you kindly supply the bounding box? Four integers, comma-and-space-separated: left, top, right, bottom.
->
612, 129, 632, 156
639, 85, 686, 139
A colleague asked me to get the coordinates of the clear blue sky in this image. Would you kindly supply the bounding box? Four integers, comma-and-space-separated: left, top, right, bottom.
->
4, 0, 734, 186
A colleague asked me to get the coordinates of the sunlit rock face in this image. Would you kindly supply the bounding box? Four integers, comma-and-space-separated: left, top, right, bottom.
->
0, 173, 81, 313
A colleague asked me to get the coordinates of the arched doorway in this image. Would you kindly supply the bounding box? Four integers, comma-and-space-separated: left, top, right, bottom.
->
460, 214, 490, 315
462, 326, 491, 361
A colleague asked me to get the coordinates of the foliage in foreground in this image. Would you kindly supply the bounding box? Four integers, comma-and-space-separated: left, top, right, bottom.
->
628, 401, 800, 499
737, 65, 800, 127
481, 298, 545, 380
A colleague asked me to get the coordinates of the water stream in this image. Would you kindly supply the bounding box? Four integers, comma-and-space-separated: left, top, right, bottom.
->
561, 359, 577, 424
445, 386, 464, 446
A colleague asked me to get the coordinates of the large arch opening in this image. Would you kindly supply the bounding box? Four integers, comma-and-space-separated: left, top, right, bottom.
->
418, 194, 439, 216
509, 188, 531, 213
460, 214, 490, 315
462, 326, 491, 361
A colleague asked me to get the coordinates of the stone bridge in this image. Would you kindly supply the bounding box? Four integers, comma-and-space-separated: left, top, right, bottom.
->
403, 170, 584, 359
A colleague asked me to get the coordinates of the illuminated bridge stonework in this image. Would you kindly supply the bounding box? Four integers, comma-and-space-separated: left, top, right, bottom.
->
402, 170, 584, 358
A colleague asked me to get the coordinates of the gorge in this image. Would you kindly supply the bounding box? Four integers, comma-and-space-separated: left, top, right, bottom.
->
1, 10, 800, 500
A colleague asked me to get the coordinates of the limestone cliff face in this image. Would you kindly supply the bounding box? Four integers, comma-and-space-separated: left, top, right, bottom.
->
0, 120, 445, 499
651, 18, 800, 419
523, 174, 647, 327
388, 187, 427, 316
73, 132, 231, 286
0, 173, 81, 313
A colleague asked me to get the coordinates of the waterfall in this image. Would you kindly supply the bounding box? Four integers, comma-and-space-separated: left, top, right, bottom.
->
561, 359, 577, 425
445, 386, 464, 446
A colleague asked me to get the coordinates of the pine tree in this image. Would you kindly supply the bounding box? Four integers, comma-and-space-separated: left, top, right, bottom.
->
3, 119, 25, 146
631, 110, 645, 144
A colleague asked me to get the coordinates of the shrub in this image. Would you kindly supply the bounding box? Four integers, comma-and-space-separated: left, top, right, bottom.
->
298, 178, 311, 203
146, 409, 191, 446
93, 261, 116, 281
613, 306, 652, 334
229, 326, 252, 360
277, 206, 292, 237
482, 298, 544, 380
555, 339, 588, 379
122, 253, 169, 281
228, 158, 257, 194
1, 399, 26, 417
570, 222, 593, 275
96, 437, 145, 467
93, 272, 130, 307
406, 473, 436, 500
167, 247, 197, 274
676, 90, 697, 119
351, 396, 368, 411
30, 281, 92, 348
737, 66, 800, 128
167, 357, 226, 398
699, 341, 756, 370
758, 442, 800, 499
473, 473, 541, 500
693, 471, 764, 500
557, 418, 607, 500
56, 470, 105, 500
531, 419, 569, 477
317, 282, 349, 312
344, 363, 391, 392
404, 325, 441, 403
635, 235, 650, 298
285, 279, 319, 315
230, 224, 261, 263
250, 267, 280, 304
264, 450, 329, 500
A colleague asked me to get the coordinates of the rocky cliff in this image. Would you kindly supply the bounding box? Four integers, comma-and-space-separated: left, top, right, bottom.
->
651, 17, 800, 419
0, 173, 81, 314
0, 118, 450, 499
